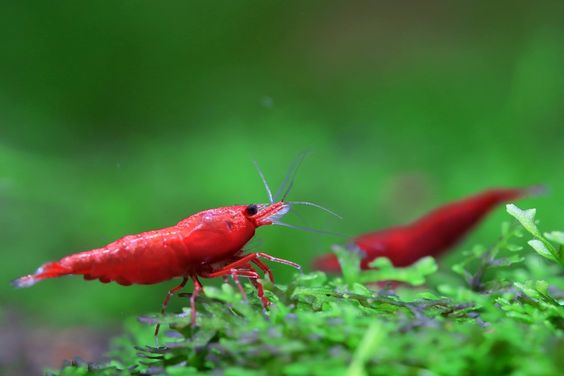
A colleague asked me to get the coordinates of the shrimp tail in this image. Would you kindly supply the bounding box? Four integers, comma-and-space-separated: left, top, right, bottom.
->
11, 261, 71, 288
524, 184, 548, 198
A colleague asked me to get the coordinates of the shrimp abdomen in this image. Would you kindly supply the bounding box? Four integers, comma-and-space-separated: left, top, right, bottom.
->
13, 227, 190, 287
70, 228, 190, 285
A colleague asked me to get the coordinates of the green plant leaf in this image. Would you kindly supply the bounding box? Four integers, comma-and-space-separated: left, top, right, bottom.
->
332, 245, 362, 285
506, 204, 540, 237
346, 321, 386, 376
507, 204, 562, 267
544, 231, 564, 245
362, 256, 438, 285
528, 239, 557, 262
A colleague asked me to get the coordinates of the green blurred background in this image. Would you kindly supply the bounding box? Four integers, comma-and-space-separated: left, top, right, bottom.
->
1, 0, 563, 370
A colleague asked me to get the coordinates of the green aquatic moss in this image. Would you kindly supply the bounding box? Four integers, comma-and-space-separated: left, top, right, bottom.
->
51, 206, 563, 375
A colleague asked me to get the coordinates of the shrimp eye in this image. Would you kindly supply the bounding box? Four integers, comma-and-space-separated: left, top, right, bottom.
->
245, 204, 258, 216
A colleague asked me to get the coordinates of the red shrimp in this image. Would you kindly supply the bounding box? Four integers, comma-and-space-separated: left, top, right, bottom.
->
12, 159, 332, 335
313, 186, 543, 273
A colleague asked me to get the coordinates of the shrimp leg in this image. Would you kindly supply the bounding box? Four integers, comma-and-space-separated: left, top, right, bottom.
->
202, 267, 269, 308
189, 275, 204, 326
209, 252, 301, 273
231, 259, 274, 306
229, 269, 269, 309
221, 273, 250, 301
202, 252, 301, 307
251, 258, 274, 282
233, 265, 270, 308
247, 275, 269, 310
155, 276, 189, 337
229, 271, 249, 301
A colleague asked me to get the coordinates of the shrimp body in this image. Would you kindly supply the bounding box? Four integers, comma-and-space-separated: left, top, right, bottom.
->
13, 202, 288, 288
314, 187, 541, 272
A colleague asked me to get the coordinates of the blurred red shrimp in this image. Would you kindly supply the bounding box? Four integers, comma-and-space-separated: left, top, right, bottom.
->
13, 157, 336, 336
314, 186, 544, 273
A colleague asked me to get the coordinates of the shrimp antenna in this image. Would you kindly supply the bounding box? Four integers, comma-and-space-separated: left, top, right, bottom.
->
272, 221, 348, 238
253, 161, 274, 204
274, 152, 310, 202
289, 201, 342, 219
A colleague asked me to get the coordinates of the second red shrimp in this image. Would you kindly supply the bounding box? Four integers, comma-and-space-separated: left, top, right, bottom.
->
314, 186, 543, 272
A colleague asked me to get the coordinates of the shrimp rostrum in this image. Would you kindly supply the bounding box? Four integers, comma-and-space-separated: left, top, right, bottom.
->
12, 158, 337, 335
